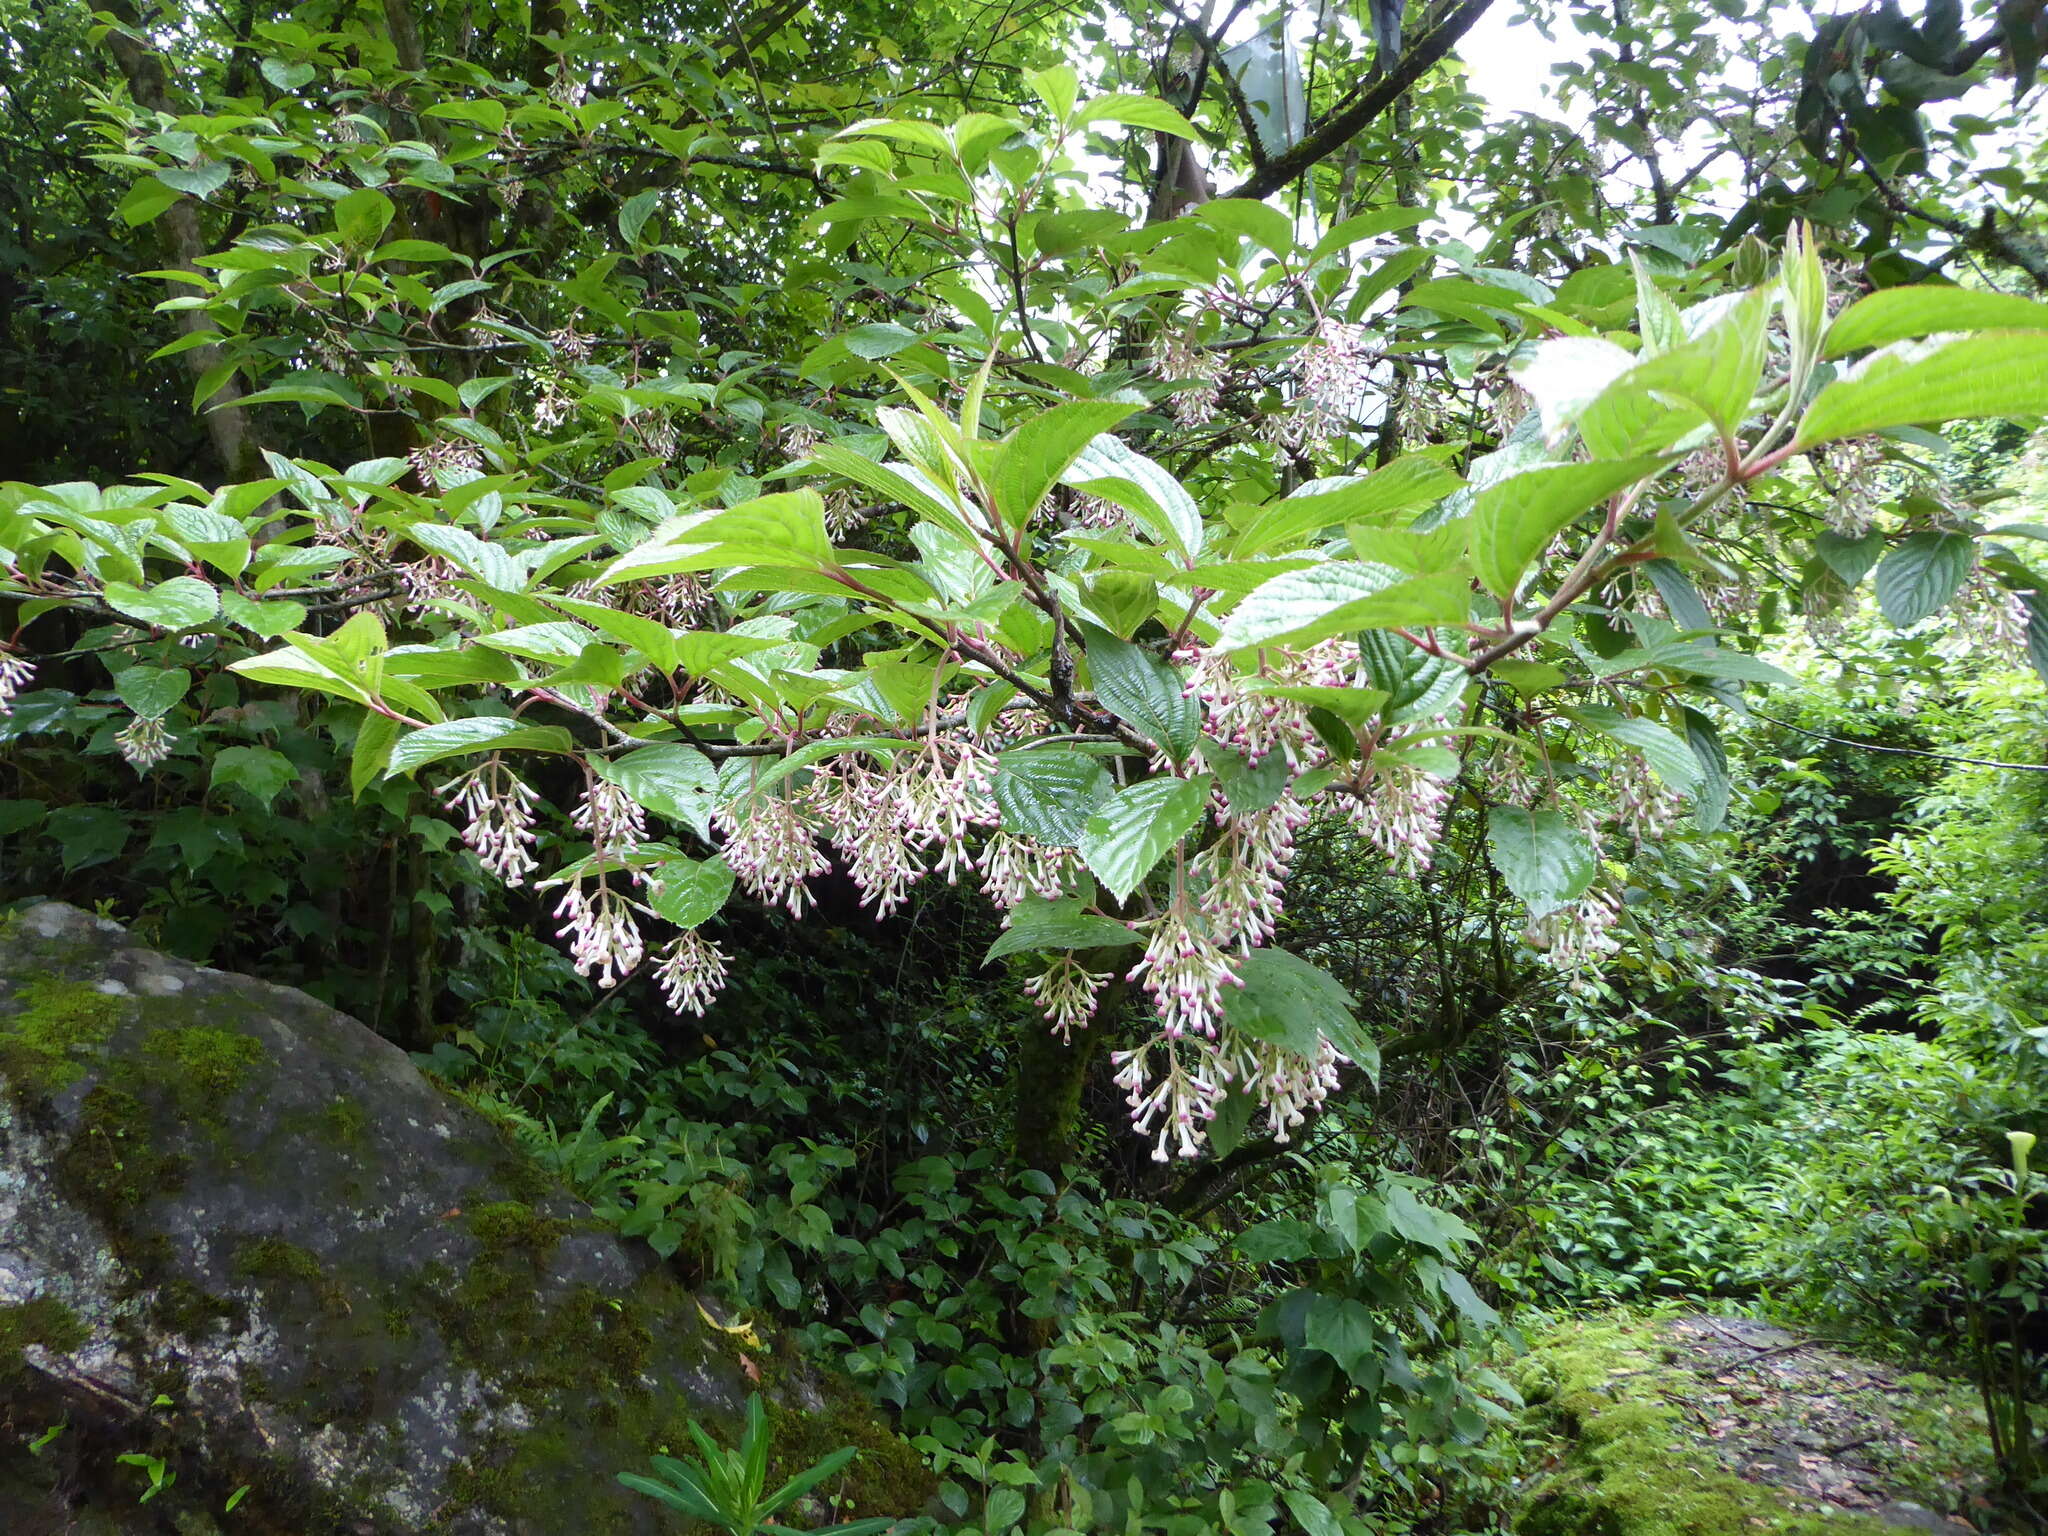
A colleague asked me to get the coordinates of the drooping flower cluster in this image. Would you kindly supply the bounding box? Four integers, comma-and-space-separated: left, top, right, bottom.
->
714, 790, 831, 916
1821, 437, 1885, 536
1155, 326, 1221, 428
573, 778, 649, 853
655, 929, 730, 1016
1181, 638, 1357, 768
1111, 1034, 1223, 1163
115, 714, 172, 771
553, 879, 644, 988
1126, 882, 1241, 1043
1025, 954, 1112, 1041
1223, 1033, 1344, 1143
408, 437, 484, 492
1342, 750, 1453, 876
978, 830, 1074, 913
0, 653, 33, 713
1194, 796, 1308, 950
1610, 755, 1685, 846
807, 741, 1001, 914
1525, 884, 1626, 979
442, 755, 543, 886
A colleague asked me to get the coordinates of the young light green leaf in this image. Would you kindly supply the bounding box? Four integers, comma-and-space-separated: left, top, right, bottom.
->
1796, 333, 2048, 447
1075, 93, 1200, 137
1469, 458, 1666, 599
1564, 705, 1701, 792
103, 576, 221, 631
1078, 774, 1211, 902
386, 717, 577, 776
984, 401, 1140, 531
334, 187, 396, 250
1823, 286, 2048, 358
1218, 564, 1469, 650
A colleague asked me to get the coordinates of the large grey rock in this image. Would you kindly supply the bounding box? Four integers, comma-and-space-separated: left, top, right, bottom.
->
0, 901, 925, 1534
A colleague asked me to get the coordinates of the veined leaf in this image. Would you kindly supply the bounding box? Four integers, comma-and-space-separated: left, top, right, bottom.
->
1218, 563, 1469, 649
1564, 705, 1701, 792
1874, 531, 1973, 627
1796, 333, 2048, 447
994, 747, 1115, 847
1824, 286, 2048, 358
984, 897, 1137, 961
1081, 624, 1199, 761
1469, 458, 1667, 599
1486, 806, 1596, 917
1078, 774, 1211, 901
595, 744, 719, 839
984, 401, 1140, 531
386, 717, 576, 776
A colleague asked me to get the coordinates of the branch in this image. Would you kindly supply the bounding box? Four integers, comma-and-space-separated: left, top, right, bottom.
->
1220, 0, 1496, 201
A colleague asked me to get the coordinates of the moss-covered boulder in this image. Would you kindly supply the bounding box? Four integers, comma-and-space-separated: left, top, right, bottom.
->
0, 901, 928, 1534
1511, 1313, 1992, 1536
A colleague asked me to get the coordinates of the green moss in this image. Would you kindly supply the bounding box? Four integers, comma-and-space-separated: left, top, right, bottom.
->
0, 978, 123, 1099
55, 1081, 189, 1216
1513, 1316, 1894, 1536
322, 1096, 368, 1148
467, 1200, 567, 1260
142, 1025, 263, 1108
233, 1236, 347, 1316
0, 1296, 89, 1373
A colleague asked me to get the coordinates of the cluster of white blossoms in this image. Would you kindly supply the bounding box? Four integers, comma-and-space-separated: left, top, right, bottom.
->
1341, 745, 1454, 877
407, 437, 484, 492
978, 830, 1074, 913
0, 653, 33, 713
1127, 881, 1242, 1043
655, 929, 730, 1017
1111, 1033, 1223, 1162
713, 789, 830, 916
1025, 954, 1112, 1041
804, 740, 1002, 915
115, 714, 172, 770
1525, 884, 1626, 980
1265, 316, 1374, 452
553, 879, 644, 988
1223, 1033, 1344, 1144
442, 755, 543, 886
1155, 326, 1223, 429
1610, 754, 1686, 846
1181, 637, 1356, 768
1193, 796, 1309, 950
1821, 437, 1885, 537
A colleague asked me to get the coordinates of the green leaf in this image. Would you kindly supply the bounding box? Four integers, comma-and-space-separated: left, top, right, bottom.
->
1796, 333, 2048, 447
1581, 286, 1772, 454
102, 576, 220, 631
1075, 93, 1200, 137
1815, 529, 1884, 586
259, 57, 316, 90
1081, 625, 1198, 761
2025, 591, 2048, 686
113, 666, 190, 721
1077, 774, 1211, 902
984, 401, 1140, 531
156, 162, 229, 198
618, 189, 661, 247
334, 187, 396, 250
984, 897, 1136, 961
1565, 706, 1702, 792
1470, 459, 1667, 599
386, 717, 577, 776
1224, 948, 1376, 1073
843, 323, 923, 359
647, 855, 734, 929
1064, 435, 1202, 559
1027, 63, 1080, 119
1237, 457, 1463, 553
1682, 708, 1730, 831
994, 748, 1115, 847
118, 179, 182, 226
351, 712, 400, 798
1193, 198, 1296, 256
1281, 1491, 1345, 1536
1486, 807, 1596, 917
596, 744, 719, 840
210, 745, 297, 810
1824, 286, 2048, 357
1874, 531, 1973, 627
1218, 563, 1469, 650
1302, 1294, 1375, 1375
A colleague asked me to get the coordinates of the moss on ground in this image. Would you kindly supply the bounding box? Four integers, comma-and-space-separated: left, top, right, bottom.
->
1513, 1315, 1894, 1536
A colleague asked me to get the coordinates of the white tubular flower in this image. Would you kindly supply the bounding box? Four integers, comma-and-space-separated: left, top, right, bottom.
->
1195, 797, 1309, 951
442, 757, 543, 887
1025, 955, 1112, 1042
655, 929, 730, 1016
1112, 1035, 1225, 1162
1525, 885, 1626, 979
552, 879, 644, 988
714, 791, 829, 917
978, 831, 1074, 913
815, 759, 926, 917
1611, 755, 1685, 847
573, 778, 649, 855
1182, 638, 1357, 770
1127, 886, 1241, 1042
407, 438, 484, 492
1343, 756, 1452, 876
1218, 1033, 1345, 1143
0, 654, 33, 713
1156, 326, 1221, 428
823, 489, 866, 541
115, 714, 172, 771
1822, 437, 1884, 537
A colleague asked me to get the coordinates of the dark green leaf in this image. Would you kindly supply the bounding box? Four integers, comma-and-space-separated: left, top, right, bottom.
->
1486, 807, 1596, 917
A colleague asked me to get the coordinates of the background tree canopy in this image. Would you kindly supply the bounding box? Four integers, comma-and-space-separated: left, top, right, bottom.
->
3, 0, 2047, 1529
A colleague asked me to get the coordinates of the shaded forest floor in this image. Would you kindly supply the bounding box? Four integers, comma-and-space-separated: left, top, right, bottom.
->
1514, 1311, 2008, 1535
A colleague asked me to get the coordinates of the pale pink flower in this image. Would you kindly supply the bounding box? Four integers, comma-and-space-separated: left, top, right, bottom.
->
655, 929, 730, 1016
1025, 955, 1112, 1042
552, 879, 644, 988
442, 757, 543, 887
1127, 886, 1241, 1041
573, 778, 649, 855
0, 654, 33, 713
714, 791, 829, 916
115, 714, 172, 770
978, 831, 1074, 912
